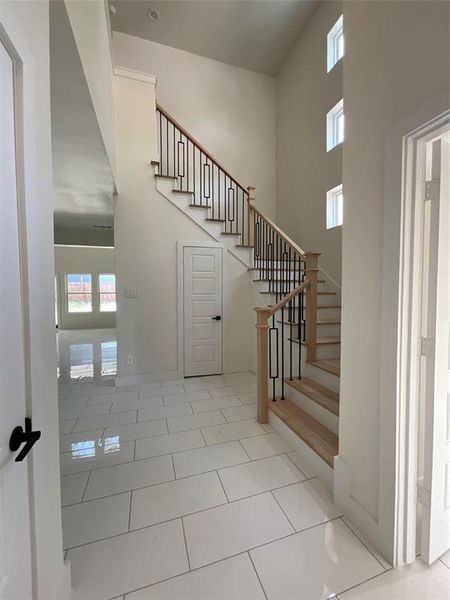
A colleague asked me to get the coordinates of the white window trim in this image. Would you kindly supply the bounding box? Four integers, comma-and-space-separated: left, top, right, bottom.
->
327, 14, 344, 72
327, 99, 344, 152
326, 184, 343, 229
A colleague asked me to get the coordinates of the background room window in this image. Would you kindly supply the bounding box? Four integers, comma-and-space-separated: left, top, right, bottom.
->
327, 184, 344, 229
67, 274, 92, 312
99, 273, 116, 312
327, 99, 344, 151
327, 15, 344, 72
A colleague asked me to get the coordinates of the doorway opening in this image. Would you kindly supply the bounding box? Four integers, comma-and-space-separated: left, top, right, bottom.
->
397, 111, 450, 566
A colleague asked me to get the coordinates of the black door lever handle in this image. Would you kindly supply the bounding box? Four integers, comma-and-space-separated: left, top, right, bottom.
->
211, 315, 222, 321
9, 417, 41, 462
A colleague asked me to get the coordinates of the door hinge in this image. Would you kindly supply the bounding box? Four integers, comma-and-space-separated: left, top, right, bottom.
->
420, 336, 434, 358
425, 178, 439, 202
417, 484, 431, 509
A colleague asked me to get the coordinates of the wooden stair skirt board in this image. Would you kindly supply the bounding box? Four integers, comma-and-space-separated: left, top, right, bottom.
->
309, 359, 340, 377
268, 399, 338, 468
285, 377, 339, 416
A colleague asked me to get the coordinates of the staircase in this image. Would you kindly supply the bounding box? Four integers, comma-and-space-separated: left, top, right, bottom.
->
153, 103, 341, 476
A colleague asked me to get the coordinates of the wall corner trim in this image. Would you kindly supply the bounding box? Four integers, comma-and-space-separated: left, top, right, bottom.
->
113, 65, 158, 86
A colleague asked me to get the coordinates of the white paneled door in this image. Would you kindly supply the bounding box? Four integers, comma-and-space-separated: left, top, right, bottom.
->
184, 247, 223, 377
421, 137, 450, 564
0, 39, 33, 597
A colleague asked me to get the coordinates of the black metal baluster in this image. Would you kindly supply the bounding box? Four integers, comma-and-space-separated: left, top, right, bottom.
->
281, 304, 285, 399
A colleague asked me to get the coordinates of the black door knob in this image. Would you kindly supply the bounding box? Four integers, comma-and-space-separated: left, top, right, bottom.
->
9, 418, 41, 462
211, 315, 222, 321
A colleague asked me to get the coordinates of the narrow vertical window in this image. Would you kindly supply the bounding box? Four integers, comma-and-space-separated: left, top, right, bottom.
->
327, 99, 344, 151
327, 184, 344, 229
327, 15, 344, 72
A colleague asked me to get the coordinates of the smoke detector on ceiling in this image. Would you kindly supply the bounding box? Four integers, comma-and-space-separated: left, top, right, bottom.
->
147, 9, 160, 21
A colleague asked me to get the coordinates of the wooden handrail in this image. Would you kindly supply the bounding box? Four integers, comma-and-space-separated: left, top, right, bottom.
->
252, 205, 306, 258
156, 103, 248, 193
255, 279, 311, 318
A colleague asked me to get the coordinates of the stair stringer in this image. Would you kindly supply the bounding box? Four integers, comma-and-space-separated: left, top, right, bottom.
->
153, 170, 253, 268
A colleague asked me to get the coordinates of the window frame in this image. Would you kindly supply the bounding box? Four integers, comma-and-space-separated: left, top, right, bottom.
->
327, 15, 344, 73
326, 184, 344, 229
98, 273, 117, 313
66, 273, 93, 314
327, 99, 344, 152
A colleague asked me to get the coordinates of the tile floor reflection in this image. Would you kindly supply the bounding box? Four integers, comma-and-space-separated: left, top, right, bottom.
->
57, 329, 450, 600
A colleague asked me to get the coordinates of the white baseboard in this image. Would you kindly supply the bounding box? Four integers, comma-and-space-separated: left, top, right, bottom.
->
115, 369, 182, 388
52, 560, 71, 599
333, 455, 393, 565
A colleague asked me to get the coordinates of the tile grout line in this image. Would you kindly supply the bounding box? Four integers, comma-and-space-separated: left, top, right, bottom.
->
99, 517, 341, 598
61, 442, 319, 491
216, 469, 230, 503
180, 517, 192, 571
58, 408, 262, 453
127, 491, 133, 532
247, 551, 269, 600
331, 564, 396, 598
65, 490, 342, 553
341, 518, 391, 572
80, 469, 93, 503
270, 490, 296, 532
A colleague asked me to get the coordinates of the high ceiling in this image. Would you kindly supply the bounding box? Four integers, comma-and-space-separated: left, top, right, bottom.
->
50, 1, 115, 229
110, 0, 319, 76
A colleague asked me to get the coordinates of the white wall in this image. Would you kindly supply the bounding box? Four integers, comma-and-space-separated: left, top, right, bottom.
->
335, 0, 449, 563
113, 32, 276, 220
114, 71, 254, 383
55, 245, 116, 330
54, 225, 114, 247
0, 1, 69, 597
64, 0, 116, 178
276, 1, 343, 284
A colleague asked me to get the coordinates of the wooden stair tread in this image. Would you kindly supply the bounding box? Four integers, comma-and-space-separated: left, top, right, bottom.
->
237, 244, 254, 248
309, 359, 340, 377
254, 278, 326, 284
268, 399, 338, 467
285, 377, 339, 416
150, 160, 160, 166
206, 218, 226, 222
189, 203, 211, 209
221, 231, 241, 236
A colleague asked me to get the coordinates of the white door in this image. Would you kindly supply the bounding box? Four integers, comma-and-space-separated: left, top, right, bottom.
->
0, 38, 34, 598
184, 246, 223, 377
421, 137, 450, 564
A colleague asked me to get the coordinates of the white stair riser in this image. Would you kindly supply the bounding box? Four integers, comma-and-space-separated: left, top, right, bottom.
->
303, 362, 340, 393
285, 385, 339, 434
268, 412, 334, 490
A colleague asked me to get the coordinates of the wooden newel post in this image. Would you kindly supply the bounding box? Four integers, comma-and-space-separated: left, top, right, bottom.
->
304, 252, 321, 363
247, 186, 256, 247
255, 307, 270, 423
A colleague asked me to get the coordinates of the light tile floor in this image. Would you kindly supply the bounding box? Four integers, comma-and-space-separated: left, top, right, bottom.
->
57, 329, 450, 600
